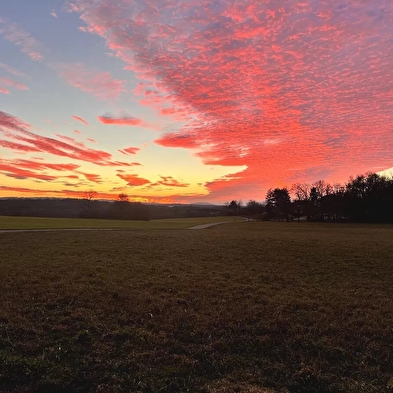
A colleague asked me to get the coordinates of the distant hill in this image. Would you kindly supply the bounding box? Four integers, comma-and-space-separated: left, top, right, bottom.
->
190, 202, 217, 206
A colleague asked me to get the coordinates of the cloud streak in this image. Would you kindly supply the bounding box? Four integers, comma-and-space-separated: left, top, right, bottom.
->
0, 62, 27, 78
98, 113, 159, 130
0, 77, 28, 90
119, 146, 141, 155
98, 114, 142, 126
117, 173, 151, 186
72, 116, 89, 126
0, 18, 44, 61
58, 63, 125, 100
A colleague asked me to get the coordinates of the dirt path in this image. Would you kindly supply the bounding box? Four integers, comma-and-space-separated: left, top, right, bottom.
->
0, 219, 246, 233
187, 221, 232, 229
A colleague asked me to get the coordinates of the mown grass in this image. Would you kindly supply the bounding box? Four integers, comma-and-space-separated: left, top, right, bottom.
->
0, 215, 234, 230
1, 222, 393, 392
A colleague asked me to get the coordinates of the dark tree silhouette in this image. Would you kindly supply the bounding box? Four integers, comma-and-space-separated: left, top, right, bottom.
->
266, 188, 292, 221
227, 200, 239, 216
245, 200, 265, 218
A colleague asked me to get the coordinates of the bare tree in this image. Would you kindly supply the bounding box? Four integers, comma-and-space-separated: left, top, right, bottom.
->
291, 183, 311, 221
84, 189, 97, 216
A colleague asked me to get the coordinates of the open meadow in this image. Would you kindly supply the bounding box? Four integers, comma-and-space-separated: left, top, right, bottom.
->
1, 221, 393, 392
0, 216, 235, 231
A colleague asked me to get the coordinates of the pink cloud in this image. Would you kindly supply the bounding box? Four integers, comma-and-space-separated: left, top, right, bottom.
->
55, 134, 86, 148
0, 62, 27, 78
0, 19, 44, 61
0, 77, 28, 90
0, 88, 9, 94
118, 146, 141, 155
72, 116, 89, 126
58, 63, 125, 100
98, 114, 142, 126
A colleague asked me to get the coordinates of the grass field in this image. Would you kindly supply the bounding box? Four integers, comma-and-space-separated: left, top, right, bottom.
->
1, 222, 393, 392
0, 215, 236, 230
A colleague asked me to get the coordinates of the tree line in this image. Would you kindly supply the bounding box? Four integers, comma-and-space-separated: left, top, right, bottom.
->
0, 192, 224, 221
225, 172, 393, 223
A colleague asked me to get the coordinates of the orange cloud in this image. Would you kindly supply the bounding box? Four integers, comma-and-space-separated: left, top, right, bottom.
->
158, 176, 189, 188
117, 173, 151, 186
78, 172, 102, 183
0, 185, 116, 200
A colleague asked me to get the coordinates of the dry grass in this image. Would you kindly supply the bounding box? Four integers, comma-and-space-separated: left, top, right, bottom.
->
1, 221, 393, 392
0, 215, 234, 230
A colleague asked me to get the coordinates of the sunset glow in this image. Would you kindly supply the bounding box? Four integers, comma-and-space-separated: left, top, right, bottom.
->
1, 1, 393, 203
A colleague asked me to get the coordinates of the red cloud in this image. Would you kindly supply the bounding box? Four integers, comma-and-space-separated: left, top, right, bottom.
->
98, 114, 142, 126
0, 139, 41, 152
58, 63, 125, 100
118, 146, 141, 155
160, 106, 190, 121
117, 173, 151, 186
0, 88, 10, 94
72, 116, 89, 126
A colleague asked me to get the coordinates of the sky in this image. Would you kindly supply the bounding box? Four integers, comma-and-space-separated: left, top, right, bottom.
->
1, 0, 393, 204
